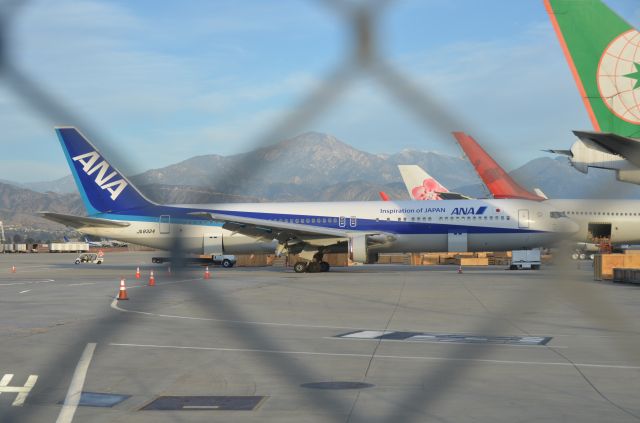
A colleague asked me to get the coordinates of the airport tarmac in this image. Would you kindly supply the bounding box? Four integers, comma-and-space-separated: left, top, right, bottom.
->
0, 252, 638, 423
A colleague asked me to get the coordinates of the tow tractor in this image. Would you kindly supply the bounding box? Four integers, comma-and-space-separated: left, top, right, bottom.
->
74, 252, 104, 265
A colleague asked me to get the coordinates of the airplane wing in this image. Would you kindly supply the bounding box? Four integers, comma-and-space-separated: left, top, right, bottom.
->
39, 212, 131, 228
452, 132, 544, 201
572, 131, 640, 167
193, 212, 395, 245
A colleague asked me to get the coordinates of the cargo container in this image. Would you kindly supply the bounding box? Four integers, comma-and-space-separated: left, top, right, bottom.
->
14, 244, 27, 253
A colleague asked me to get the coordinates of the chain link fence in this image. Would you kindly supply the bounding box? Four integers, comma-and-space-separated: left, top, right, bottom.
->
1, 1, 639, 422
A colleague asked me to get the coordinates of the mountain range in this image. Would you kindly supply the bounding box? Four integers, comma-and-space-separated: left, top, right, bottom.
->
2, 131, 640, 235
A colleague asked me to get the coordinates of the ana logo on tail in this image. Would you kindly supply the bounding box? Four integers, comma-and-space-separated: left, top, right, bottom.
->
598, 29, 640, 124
72, 151, 128, 200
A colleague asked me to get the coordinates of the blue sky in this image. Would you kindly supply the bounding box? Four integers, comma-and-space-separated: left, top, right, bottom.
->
1, 0, 639, 182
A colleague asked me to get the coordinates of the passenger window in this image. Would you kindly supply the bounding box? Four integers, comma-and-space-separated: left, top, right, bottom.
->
294, 219, 299, 223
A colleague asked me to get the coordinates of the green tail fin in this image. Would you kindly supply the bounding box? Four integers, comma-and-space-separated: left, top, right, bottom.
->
545, 0, 640, 137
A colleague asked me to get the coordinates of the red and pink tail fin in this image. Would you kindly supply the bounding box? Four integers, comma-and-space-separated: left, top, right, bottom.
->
452, 132, 543, 201
379, 191, 390, 201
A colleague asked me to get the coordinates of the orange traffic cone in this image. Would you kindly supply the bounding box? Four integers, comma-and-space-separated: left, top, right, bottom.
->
148, 270, 155, 287
135, 267, 141, 279
117, 278, 129, 300
457, 265, 463, 274
11, 265, 16, 273
204, 266, 210, 280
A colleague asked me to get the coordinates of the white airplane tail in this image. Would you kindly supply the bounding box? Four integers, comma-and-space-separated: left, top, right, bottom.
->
398, 165, 449, 200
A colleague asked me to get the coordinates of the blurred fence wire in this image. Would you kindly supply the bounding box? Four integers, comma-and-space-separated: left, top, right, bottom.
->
1, 0, 639, 422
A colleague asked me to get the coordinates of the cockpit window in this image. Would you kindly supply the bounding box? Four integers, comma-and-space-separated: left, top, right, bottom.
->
550, 211, 567, 219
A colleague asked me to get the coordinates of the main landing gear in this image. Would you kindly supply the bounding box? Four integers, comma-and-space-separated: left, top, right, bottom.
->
293, 252, 330, 273
293, 261, 330, 273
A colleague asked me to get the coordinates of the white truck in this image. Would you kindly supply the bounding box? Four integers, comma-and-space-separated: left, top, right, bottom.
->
509, 249, 541, 270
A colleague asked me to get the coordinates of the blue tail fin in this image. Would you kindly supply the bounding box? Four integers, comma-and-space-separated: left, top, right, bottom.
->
55, 127, 155, 215
63, 236, 70, 243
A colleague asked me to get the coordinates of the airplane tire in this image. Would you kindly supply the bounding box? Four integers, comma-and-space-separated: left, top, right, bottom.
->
579, 253, 586, 260
571, 253, 579, 260
320, 261, 330, 272
307, 262, 321, 273
294, 262, 308, 273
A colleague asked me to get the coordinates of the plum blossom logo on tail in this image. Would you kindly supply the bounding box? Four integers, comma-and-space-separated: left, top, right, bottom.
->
411, 178, 447, 200
597, 29, 640, 124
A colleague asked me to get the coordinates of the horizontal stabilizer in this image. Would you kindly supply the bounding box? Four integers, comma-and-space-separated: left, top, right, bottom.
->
39, 212, 131, 228
573, 131, 640, 166
543, 149, 572, 157
437, 192, 471, 200
533, 188, 548, 200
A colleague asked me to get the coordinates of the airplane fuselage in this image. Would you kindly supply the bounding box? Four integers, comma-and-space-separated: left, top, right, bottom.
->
547, 199, 640, 244
77, 199, 576, 256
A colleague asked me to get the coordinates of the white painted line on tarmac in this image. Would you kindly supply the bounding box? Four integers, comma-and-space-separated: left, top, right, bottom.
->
0, 373, 38, 406
110, 298, 361, 331
56, 343, 97, 423
18, 290, 31, 294
183, 405, 220, 409
67, 282, 97, 287
0, 279, 55, 287
109, 342, 640, 370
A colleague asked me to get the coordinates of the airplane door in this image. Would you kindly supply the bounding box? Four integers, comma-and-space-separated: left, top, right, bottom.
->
518, 209, 529, 229
159, 215, 171, 234
339, 216, 346, 228
350, 216, 357, 228
448, 231, 468, 252
203, 234, 223, 255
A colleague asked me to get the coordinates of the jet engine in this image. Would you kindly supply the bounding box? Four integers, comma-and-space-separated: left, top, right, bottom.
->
349, 234, 394, 264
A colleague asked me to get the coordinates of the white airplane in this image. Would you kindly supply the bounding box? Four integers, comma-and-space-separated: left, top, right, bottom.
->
545, 0, 640, 184
452, 131, 640, 252
39, 127, 578, 272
